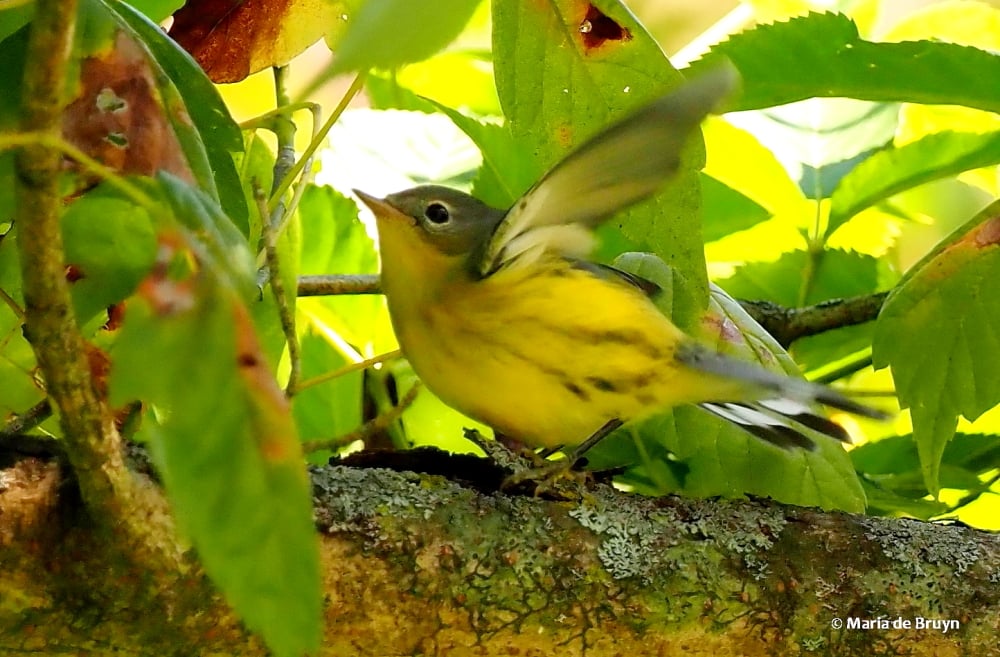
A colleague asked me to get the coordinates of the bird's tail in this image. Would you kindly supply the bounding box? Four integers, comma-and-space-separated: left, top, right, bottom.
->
677, 341, 889, 451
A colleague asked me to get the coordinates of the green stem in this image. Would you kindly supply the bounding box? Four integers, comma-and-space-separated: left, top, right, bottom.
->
268, 72, 366, 213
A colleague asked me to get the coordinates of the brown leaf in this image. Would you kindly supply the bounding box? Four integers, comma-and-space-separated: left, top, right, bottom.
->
62, 31, 194, 183
169, 0, 349, 83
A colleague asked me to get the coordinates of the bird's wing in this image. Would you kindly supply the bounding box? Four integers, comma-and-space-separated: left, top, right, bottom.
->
476, 65, 739, 277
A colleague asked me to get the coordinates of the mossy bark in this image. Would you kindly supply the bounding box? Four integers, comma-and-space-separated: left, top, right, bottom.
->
2, 458, 998, 656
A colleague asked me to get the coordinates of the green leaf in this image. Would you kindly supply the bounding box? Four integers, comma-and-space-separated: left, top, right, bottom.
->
853, 433, 1000, 517
149, 172, 256, 296
602, 255, 865, 510
61, 190, 157, 323
610, 406, 866, 512
105, 0, 249, 231
829, 130, 1000, 236
119, 0, 184, 22
292, 330, 363, 441
366, 72, 440, 114
109, 230, 320, 657
432, 103, 529, 209
0, 1, 33, 45
873, 201, 1000, 494
0, 230, 45, 418
719, 248, 879, 307
689, 12, 1000, 113
700, 173, 771, 242
297, 184, 384, 350
493, 0, 708, 302
332, 0, 482, 73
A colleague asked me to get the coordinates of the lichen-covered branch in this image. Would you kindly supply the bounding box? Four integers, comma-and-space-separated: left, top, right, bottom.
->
3, 459, 997, 656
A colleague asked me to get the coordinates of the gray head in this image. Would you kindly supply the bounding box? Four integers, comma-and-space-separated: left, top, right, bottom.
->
381, 185, 507, 257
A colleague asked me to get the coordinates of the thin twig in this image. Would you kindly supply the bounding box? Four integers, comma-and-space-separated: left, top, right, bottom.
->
238, 101, 320, 131
302, 382, 420, 453
255, 181, 300, 396
297, 274, 382, 296
0, 399, 52, 436
293, 349, 401, 394
268, 72, 366, 213
0, 132, 155, 209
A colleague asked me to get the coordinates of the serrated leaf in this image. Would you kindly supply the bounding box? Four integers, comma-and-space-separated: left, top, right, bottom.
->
493, 0, 708, 301
331, 0, 481, 74
719, 248, 879, 307
829, 130, 1000, 236
109, 227, 320, 657
688, 12, 1000, 114
873, 202, 1000, 494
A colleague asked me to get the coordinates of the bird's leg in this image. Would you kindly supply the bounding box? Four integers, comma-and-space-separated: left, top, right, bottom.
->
562, 418, 624, 466
499, 419, 623, 498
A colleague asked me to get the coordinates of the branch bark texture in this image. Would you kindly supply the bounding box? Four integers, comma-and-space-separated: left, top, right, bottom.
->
2, 459, 997, 656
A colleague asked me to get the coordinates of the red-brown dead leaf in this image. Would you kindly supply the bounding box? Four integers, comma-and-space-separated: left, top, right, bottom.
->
169, 0, 344, 83
62, 31, 194, 184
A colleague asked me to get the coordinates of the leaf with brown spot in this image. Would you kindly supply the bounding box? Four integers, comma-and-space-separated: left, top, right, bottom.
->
109, 176, 319, 657
579, 3, 631, 52
492, 0, 709, 302
169, 0, 359, 83
63, 30, 195, 185
874, 199, 1000, 495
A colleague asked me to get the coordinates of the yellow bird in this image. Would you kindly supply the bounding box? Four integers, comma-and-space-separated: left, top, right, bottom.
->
355, 67, 884, 462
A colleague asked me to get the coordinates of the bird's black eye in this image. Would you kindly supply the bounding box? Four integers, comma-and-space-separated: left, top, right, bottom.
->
424, 202, 450, 224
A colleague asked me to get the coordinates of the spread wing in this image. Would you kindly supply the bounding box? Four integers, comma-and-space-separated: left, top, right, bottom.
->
476, 65, 739, 278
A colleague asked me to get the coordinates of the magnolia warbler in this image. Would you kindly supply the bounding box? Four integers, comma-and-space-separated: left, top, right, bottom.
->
355, 67, 885, 460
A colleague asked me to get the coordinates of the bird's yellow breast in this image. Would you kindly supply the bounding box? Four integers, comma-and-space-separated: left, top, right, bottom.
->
386, 257, 743, 448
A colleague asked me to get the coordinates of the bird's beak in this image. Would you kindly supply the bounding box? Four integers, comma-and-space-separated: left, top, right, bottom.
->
353, 189, 393, 216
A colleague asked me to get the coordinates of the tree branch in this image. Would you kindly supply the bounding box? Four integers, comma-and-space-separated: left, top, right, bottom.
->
14, 0, 182, 575
740, 291, 889, 348
298, 273, 381, 296
1, 459, 997, 655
